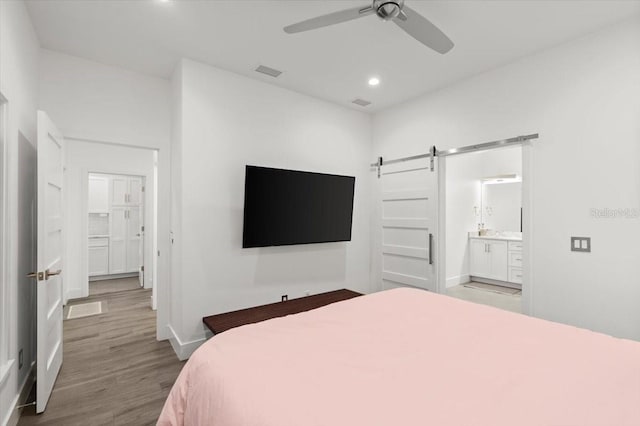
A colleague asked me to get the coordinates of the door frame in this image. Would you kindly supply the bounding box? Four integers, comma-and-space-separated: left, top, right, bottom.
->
80, 168, 156, 307
436, 141, 535, 315
0, 92, 8, 379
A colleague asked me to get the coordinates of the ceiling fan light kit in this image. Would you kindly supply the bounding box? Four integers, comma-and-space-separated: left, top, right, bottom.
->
284, 0, 454, 54
373, 0, 404, 20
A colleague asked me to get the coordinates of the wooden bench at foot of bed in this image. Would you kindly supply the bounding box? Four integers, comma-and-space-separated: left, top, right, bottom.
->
202, 289, 362, 335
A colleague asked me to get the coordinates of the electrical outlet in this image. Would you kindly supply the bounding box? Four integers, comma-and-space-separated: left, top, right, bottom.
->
571, 237, 591, 252
19, 349, 23, 369
281, 295, 288, 302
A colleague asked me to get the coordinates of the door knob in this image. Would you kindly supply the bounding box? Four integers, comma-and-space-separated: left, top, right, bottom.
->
27, 271, 44, 280
45, 269, 62, 279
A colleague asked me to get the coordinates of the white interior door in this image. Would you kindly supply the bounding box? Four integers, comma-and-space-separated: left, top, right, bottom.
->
378, 154, 438, 292
34, 111, 64, 413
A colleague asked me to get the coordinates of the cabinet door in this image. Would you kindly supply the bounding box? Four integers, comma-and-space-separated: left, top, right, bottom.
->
88, 176, 109, 213
110, 207, 127, 273
488, 241, 508, 281
111, 176, 128, 206
126, 207, 142, 272
128, 177, 143, 206
469, 239, 490, 278
88, 246, 109, 276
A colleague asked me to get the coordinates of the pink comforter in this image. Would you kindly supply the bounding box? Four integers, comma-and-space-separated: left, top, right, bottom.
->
158, 288, 640, 426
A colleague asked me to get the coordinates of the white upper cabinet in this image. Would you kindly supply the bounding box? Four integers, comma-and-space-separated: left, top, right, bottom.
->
128, 177, 143, 205
111, 176, 128, 206
111, 175, 142, 206
88, 175, 109, 213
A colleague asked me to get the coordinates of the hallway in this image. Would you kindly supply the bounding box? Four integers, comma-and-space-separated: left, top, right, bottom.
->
19, 285, 184, 425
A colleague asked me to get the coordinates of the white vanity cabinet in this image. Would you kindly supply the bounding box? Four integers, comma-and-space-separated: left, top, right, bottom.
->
469, 238, 508, 281
507, 241, 523, 284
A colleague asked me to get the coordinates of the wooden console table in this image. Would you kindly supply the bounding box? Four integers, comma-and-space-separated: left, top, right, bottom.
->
202, 289, 362, 335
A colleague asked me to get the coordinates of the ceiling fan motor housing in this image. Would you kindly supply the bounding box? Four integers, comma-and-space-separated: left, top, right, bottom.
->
373, 0, 404, 20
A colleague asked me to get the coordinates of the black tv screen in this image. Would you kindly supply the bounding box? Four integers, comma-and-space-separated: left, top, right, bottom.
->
242, 166, 355, 248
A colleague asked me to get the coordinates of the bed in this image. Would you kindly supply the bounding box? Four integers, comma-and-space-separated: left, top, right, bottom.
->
158, 288, 640, 426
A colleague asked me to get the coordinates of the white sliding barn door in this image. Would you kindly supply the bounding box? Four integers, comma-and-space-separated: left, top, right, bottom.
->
378, 156, 438, 292
34, 111, 65, 413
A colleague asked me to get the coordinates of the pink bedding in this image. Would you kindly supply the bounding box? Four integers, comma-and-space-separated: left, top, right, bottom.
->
158, 288, 640, 426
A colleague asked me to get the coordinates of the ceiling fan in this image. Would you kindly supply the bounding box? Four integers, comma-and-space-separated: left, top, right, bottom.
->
283, 0, 454, 54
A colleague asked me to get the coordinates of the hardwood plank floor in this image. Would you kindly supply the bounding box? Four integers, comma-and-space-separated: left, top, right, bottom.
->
89, 277, 141, 296
19, 287, 185, 426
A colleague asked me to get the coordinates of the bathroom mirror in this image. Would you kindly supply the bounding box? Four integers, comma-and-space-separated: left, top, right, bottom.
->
481, 175, 522, 232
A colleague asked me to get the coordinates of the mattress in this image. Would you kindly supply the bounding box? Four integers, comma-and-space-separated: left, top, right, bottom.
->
158, 288, 640, 426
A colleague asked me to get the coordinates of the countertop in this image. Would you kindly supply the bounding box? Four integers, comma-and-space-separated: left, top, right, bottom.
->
469, 235, 522, 242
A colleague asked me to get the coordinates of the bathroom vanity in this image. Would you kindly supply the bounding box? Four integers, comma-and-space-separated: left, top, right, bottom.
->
469, 235, 522, 287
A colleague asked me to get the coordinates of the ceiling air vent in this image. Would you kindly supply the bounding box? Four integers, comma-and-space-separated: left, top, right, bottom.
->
352, 98, 372, 107
255, 65, 283, 78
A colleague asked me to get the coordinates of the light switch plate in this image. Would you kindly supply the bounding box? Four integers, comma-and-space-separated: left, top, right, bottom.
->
571, 237, 591, 252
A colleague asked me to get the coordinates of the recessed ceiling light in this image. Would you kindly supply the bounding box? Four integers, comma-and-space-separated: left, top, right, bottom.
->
368, 77, 380, 87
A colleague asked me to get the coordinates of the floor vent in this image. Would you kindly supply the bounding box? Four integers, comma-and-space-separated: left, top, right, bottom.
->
352, 98, 372, 107
255, 65, 283, 78
66, 301, 104, 320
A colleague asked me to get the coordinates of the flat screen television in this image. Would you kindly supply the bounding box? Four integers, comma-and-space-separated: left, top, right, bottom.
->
242, 166, 355, 248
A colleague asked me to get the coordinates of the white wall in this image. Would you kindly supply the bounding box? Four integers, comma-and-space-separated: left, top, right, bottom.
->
373, 17, 640, 340
0, 1, 40, 425
64, 140, 156, 301
38, 49, 172, 339
169, 59, 373, 358
445, 147, 521, 287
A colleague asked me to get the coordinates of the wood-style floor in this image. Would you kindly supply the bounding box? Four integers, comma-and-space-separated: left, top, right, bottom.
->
89, 277, 142, 296
19, 279, 185, 426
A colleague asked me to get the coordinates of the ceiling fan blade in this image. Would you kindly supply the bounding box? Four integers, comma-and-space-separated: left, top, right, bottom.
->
393, 6, 454, 54
284, 5, 374, 34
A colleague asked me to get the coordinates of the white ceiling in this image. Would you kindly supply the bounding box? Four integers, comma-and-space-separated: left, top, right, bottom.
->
26, 0, 640, 112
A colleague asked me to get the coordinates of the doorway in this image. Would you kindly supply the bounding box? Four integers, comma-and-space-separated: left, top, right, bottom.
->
87, 173, 145, 297
439, 145, 529, 314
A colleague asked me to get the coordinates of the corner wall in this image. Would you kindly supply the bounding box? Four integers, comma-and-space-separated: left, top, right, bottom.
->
373, 17, 640, 340
169, 59, 373, 358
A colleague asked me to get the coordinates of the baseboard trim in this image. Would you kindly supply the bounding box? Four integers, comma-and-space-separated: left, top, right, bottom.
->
89, 273, 138, 282
470, 276, 522, 290
446, 274, 470, 288
167, 325, 206, 361
65, 288, 84, 303
3, 362, 35, 426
